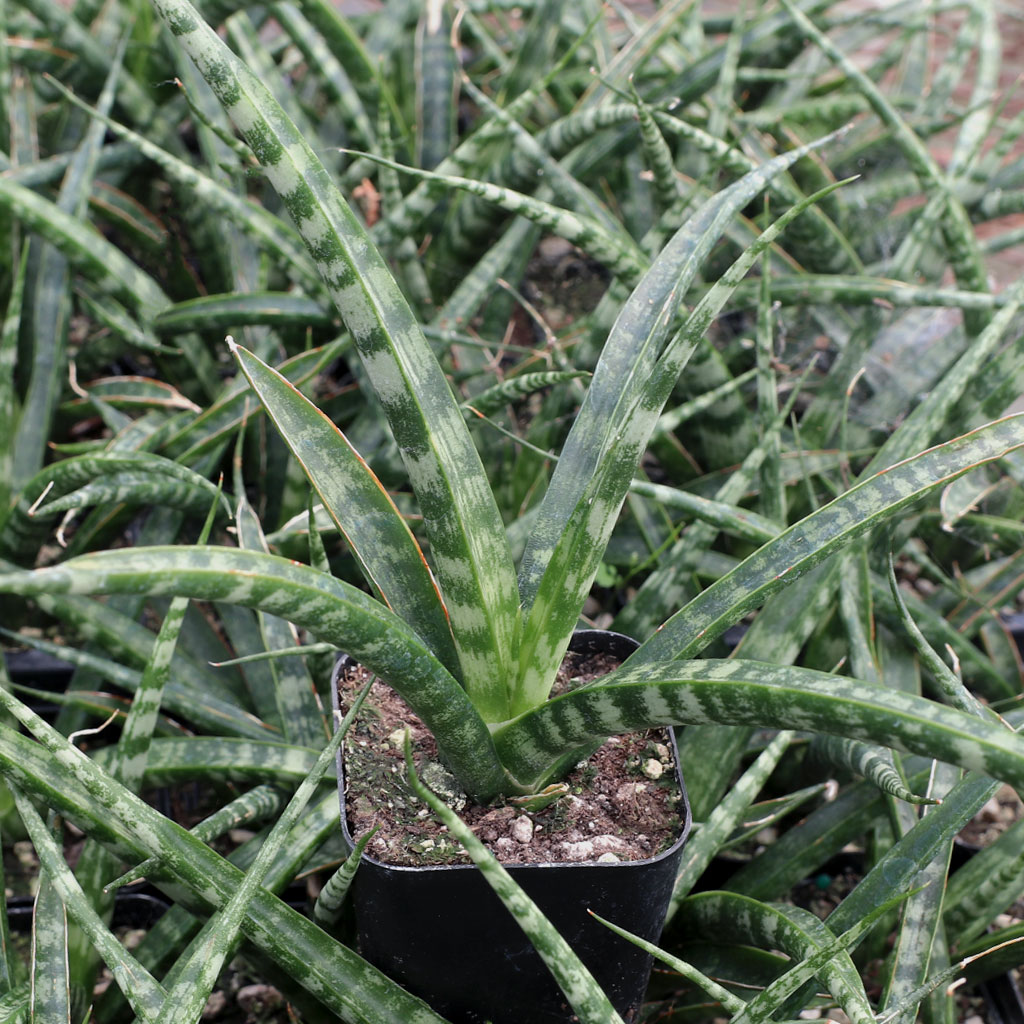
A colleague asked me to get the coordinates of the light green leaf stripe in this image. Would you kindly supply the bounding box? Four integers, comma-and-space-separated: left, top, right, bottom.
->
0, 719, 448, 1024
514, 172, 848, 712
0, 628, 271, 741
404, 740, 625, 1024
493, 658, 1024, 794
813, 733, 936, 805
11, 789, 165, 1024
313, 825, 378, 928
676, 892, 875, 1024
632, 414, 1024, 665
30, 848, 71, 1024
0, 452, 229, 563
109, 785, 285, 892
351, 149, 649, 286
232, 342, 458, 675
153, 293, 335, 335
0, 178, 167, 318
151, 0, 520, 721
150, 677, 371, 1024
46, 74, 323, 296
671, 732, 793, 908
0, 546, 507, 802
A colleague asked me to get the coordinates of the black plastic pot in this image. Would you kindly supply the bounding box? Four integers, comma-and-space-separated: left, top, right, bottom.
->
331, 629, 691, 1024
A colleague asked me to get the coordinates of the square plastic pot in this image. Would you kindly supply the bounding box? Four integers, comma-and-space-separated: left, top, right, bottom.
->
331, 629, 691, 1024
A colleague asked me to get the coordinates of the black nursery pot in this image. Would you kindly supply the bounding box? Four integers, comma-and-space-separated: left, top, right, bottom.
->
331, 630, 691, 1024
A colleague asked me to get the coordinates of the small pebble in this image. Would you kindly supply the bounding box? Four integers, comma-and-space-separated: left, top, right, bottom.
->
511, 816, 534, 844
596, 853, 619, 863
642, 758, 663, 779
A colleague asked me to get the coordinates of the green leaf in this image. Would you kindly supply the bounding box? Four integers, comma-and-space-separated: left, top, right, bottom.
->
11, 789, 164, 1023
631, 414, 1024, 664
152, 0, 520, 720
512, 150, 849, 715
0, 452, 229, 564
231, 341, 458, 676
0, 546, 507, 802
0, 719, 448, 1024
675, 892, 875, 1024
494, 658, 1024, 794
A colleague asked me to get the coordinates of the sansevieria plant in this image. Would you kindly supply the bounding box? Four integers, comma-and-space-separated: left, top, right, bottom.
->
3, 0, 1024, 813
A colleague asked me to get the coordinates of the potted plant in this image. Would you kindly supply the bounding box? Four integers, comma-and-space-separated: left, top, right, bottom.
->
4, 0, 1024, 1021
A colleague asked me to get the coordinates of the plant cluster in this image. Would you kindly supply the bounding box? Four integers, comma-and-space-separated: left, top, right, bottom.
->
1, 0, 1024, 1021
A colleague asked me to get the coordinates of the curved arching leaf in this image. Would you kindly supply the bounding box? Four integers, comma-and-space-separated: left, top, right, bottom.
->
0, 546, 505, 802
493, 658, 1024, 794
0, 452, 230, 563
675, 891, 874, 1024
150, 0, 519, 723
631, 414, 1024, 665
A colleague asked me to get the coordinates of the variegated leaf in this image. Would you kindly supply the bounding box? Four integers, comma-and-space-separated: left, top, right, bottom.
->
493, 658, 1024, 794
0, 546, 506, 802
151, 0, 520, 721
231, 341, 458, 675
631, 414, 1024, 665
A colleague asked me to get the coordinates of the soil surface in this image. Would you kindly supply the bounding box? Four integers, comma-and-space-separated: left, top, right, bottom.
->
337, 648, 686, 867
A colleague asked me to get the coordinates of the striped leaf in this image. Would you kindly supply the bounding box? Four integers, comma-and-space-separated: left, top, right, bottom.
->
231, 439, 327, 749
0, 628, 270, 741
47, 75, 323, 295
353, 149, 649, 287
631, 414, 1024, 665
313, 826, 378, 928
944, 816, 1024, 943
0, 452, 229, 563
0, 248, 28, 514
109, 784, 285, 892
493, 658, 1024, 794
11, 789, 164, 1023
149, 677, 370, 1024
13, 38, 126, 491
811, 734, 936, 805
231, 342, 457, 675
0, 721, 448, 1024
512, 169, 848, 714
0, 450, 228, 565
152, 0, 520, 721
0, 546, 506, 802
675, 892, 874, 1024
158, 342, 344, 465
726, 888, 915, 1024
671, 732, 794, 907
30, 840, 71, 1024
0, 178, 168, 319
153, 293, 335, 336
